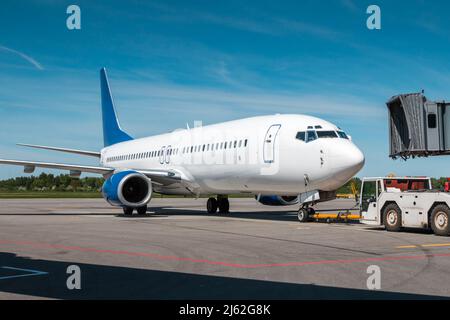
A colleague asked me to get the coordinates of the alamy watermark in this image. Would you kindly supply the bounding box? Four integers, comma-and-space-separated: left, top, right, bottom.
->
366, 265, 381, 290
66, 5, 81, 30
366, 5, 381, 30
66, 264, 81, 290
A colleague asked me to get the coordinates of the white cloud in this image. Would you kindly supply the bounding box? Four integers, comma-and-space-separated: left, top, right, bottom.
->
0, 45, 44, 70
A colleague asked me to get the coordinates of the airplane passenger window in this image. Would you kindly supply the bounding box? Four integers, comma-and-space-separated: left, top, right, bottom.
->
234, 141, 237, 148
316, 131, 338, 138
203, 145, 206, 151
244, 139, 248, 147
306, 131, 317, 143
337, 131, 349, 139
296, 132, 306, 141
238, 140, 242, 147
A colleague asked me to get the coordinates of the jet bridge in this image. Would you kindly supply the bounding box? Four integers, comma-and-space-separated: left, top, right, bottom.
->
387, 92, 450, 159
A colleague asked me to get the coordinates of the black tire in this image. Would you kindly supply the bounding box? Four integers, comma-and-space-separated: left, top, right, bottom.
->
430, 205, 450, 236
383, 203, 402, 232
297, 208, 309, 222
137, 205, 147, 215
218, 198, 229, 213
206, 197, 218, 213
123, 207, 133, 216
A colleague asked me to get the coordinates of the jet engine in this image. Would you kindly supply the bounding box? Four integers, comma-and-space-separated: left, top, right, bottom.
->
102, 170, 152, 207
256, 195, 300, 206
257, 191, 336, 206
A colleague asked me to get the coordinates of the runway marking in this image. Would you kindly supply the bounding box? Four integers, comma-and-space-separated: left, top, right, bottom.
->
0, 239, 449, 269
0, 266, 48, 280
396, 243, 450, 249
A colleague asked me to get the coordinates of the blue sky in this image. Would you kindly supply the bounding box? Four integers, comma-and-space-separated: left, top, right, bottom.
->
1, 0, 450, 178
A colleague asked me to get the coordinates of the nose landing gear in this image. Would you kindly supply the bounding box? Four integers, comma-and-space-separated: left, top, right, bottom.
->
297, 205, 315, 222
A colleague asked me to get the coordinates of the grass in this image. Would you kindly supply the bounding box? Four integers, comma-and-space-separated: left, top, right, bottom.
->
0, 192, 102, 199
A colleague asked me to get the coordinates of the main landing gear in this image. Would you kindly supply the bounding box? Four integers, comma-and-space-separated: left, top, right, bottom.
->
122, 205, 148, 216
206, 196, 229, 214
297, 205, 315, 222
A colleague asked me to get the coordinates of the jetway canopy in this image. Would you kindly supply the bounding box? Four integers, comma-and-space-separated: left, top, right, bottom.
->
387, 93, 450, 159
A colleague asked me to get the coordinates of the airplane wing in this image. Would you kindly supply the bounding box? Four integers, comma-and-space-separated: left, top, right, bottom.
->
17, 143, 101, 157
0, 159, 112, 175
0, 159, 183, 185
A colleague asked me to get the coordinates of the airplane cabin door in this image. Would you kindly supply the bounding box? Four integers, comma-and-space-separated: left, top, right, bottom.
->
263, 124, 281, 163
159, 146, 166, 164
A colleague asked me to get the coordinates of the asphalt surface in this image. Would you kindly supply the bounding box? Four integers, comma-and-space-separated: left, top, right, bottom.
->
0, 198, 449, 299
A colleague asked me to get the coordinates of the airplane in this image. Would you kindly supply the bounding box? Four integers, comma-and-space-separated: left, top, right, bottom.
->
0, 68, 365, 222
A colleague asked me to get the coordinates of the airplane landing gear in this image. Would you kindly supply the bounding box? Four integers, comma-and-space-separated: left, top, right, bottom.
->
206, 196, 229, 213
218, 197, 230, 213
298, 205, 314, 222
123, 207, 133, 216
137, 205, 148, 215
207, 197, 218, 213
123, 205, 148, 216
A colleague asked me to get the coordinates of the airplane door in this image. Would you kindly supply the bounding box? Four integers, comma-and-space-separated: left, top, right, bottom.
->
165, 145, 172, 164
159, 146, 166, 164
263, 124, 281, 163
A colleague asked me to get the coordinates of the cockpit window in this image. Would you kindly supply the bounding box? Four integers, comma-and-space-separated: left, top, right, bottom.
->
296, 131, 306, 141
306, 130, 317, 142
317, 131, 338, 138
337, 131, 349, 139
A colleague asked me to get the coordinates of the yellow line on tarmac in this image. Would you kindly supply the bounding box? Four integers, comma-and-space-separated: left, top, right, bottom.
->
396, 243, 450, 249
421, 243, 450, 248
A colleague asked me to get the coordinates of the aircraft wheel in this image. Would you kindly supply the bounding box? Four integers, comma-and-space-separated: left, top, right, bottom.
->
218, 197, 229, 213
123, 207, 133, 216
297, 208, 309, 222
137, 205, 148, 215
431, 205, 450, 236
207, 197, 218, 213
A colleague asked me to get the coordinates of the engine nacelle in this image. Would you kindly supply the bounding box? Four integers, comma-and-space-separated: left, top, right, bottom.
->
256, 195, 299, 206
102, 170, 152, 207
257, 191, 337, 206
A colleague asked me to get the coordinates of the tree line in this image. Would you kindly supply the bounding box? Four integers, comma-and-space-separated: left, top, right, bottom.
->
0, 173, 104, 192
0, 174, 448, 193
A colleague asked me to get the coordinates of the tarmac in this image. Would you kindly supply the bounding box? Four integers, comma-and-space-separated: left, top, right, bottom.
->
0, 197, 449, 299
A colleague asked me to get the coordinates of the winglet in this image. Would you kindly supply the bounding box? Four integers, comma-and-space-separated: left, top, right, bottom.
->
100, 68, 133, 147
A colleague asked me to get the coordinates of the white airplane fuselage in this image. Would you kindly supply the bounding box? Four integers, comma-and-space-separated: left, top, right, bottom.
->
100, 114, 365, 197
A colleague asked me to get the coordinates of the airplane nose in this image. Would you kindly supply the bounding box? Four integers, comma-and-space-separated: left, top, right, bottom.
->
329, 142, 365, 183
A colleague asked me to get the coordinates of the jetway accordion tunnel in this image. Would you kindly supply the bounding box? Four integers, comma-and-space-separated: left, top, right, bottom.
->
387, 92, 450, 159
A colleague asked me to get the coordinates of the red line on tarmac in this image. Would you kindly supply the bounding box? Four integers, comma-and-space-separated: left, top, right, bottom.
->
0, 240, 449, 269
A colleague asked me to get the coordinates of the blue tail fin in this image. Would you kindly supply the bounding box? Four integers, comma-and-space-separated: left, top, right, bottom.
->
100, 68, 133, 147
